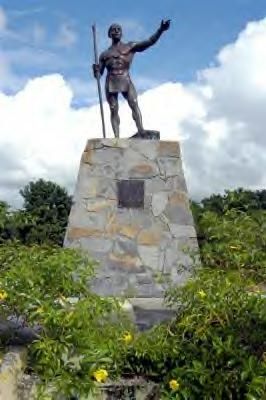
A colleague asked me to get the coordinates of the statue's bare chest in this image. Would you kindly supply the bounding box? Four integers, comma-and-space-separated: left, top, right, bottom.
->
103, 44, 134, 71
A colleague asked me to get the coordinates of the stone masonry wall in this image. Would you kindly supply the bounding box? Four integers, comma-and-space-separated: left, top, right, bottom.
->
64, 139, 198, 298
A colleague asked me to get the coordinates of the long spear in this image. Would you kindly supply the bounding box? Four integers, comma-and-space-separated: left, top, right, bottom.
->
92, 24, 106, 138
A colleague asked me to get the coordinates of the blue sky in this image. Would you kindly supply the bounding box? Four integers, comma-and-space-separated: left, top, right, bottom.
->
1, 0, 266, 103
0, 1, 266, 204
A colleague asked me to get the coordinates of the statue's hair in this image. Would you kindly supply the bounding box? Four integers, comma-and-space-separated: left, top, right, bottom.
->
108, 23, 122, 38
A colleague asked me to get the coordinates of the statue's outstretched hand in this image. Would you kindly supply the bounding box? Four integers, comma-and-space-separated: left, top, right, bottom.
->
160, 19, 171, 32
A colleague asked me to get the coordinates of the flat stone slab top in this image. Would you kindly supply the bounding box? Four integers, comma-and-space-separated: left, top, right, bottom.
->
64, 138, 198, 298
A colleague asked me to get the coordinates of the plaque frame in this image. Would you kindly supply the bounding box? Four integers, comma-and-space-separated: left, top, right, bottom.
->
117, 180, 144, 209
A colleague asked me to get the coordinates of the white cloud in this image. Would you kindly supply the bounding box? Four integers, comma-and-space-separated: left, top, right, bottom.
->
68, 78, 98, 106
182, 17, 266, 198
55, 23, 78, 48
0, 18, 266, 206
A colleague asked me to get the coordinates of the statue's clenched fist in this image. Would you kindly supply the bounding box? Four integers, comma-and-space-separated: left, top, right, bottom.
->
160, 19, 171, 32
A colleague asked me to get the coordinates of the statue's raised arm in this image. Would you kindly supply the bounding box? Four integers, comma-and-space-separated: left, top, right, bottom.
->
131, 20, 171, 53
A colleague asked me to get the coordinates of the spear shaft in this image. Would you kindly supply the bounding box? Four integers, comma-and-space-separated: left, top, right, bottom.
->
92, 24, 106, 138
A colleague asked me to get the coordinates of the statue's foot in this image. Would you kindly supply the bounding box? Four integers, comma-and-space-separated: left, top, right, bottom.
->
131, 130, 160, 140
138, 129, 146, 138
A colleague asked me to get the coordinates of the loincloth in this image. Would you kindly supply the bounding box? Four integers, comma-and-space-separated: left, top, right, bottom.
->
106, 73, 131, 93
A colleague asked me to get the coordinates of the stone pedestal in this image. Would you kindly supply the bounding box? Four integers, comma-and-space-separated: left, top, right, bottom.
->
64, 138, 198, 304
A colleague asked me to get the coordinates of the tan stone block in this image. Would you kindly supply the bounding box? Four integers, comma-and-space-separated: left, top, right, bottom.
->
119, 225, 140, 239
158, 141, 180, 157
102, 138, 129, 148
105, 222, 119, 236
85, 139, 102, 151
107, 213, 116, 226
109, 253, 141, 269
105, 214, 118, 235
169, 191, 189, 206
87, 199, 116, 212
106, 223, 140, 239
68, 227, 103, 239
129, 163, 156, 177
82, 177, 99, 198
81, 149, 93, 164
137, 228, 161, 246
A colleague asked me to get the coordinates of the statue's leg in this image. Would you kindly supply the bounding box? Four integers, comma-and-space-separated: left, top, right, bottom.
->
107, 92, 120, 138
122, 83, 144, 134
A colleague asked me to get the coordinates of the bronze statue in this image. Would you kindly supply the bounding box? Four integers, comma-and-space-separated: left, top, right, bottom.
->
92, 20, 171, 138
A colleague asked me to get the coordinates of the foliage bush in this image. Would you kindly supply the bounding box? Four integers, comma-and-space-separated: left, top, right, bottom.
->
20, 179, 72, 246
0, 179, 72, 246
0, 187, 265, 399
124, 270, 266, 399
0, 244, 133, 398
198, 209, 266, 284
192, 188, 266, 217
0, 242, 265, 399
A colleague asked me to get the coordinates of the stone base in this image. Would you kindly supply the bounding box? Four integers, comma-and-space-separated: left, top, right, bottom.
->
64, 138, 198, 301
1, 347, 160, 399
123, 297, 176, 331
0, 347, 28, 400
93, 379, 160, 399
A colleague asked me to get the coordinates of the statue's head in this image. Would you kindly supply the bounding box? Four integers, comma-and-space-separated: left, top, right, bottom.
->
108, 23, 122, 40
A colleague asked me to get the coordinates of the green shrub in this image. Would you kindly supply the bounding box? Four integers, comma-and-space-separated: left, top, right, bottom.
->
0, 197, 265, 399
0, 243, 133, 398
0, 179, 72, 246
124, 269, 266, 399
197, 209, 266, 284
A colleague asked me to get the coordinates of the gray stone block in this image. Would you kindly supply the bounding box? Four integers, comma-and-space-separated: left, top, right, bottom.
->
169, 224, 197, 238
131, 140, 158, 160
135, 273, 154, 285
158, 157, 183, 178
68, 210, 107, 230
138, 245, 160, 269
164, 204, 194, 225
78, 238, 113, 253
165, 175, 188, 192
145, 177, 168, 195
151, 191, 168, 216
113, 236, 138, 257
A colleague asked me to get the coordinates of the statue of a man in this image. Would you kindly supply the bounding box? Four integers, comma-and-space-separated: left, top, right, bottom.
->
93, 20, 171, 138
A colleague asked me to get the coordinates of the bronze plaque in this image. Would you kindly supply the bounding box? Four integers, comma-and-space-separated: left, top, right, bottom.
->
117, 180, 144, 208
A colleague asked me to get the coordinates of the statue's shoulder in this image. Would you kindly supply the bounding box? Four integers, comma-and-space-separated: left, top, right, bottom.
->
99, 49, 109, 61
126, 41, 137, 50
117, 42, 136, 54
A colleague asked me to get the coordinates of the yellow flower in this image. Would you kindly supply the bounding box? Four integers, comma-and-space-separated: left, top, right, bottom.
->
67, 311, 74, 319
169, 379, 180, 391
0, 371, 9, 382
229, 245, 239, 250
122, 331, 133, 345
93, 368, 108, 383
0, 290, 7, 301
198, 290, 207, 299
